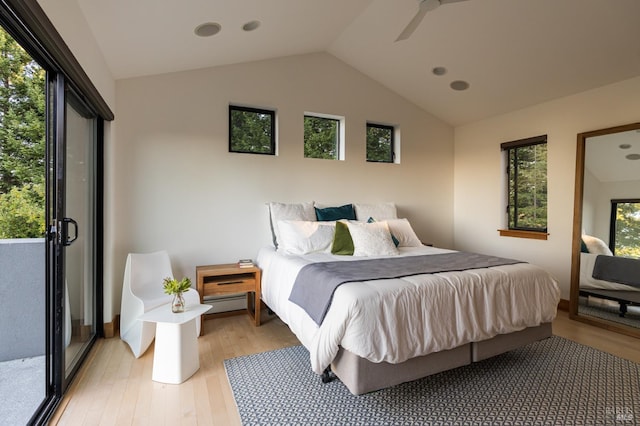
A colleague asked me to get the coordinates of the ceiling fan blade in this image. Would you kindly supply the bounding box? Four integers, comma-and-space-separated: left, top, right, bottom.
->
395, 0, 468, 42
395, 1, 432, 42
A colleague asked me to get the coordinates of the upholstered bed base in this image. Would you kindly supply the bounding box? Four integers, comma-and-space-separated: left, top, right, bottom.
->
330, 322, 552, 395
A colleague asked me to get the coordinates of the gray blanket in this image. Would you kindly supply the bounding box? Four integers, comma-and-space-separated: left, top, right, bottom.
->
289, 252, 525, 325
592, 255, 640, 288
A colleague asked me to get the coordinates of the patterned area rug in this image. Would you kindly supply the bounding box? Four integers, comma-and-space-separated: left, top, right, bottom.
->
225, 337, 639, 425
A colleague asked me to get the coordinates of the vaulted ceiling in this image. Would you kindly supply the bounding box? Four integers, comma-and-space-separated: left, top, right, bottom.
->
75, 0, 640, 126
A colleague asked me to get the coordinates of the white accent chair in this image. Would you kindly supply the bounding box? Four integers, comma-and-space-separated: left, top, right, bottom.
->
120, 250, 201, 358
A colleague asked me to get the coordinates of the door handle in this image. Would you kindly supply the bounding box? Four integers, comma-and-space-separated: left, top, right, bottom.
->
62, 217, 78, 246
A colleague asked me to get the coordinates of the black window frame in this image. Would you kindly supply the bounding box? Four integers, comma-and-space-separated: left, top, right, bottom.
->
303, 114, 341, 160
501, 134, 548, 233
366, 122, 395, 163
228, 105, 276, 155
609, 198, 640, 257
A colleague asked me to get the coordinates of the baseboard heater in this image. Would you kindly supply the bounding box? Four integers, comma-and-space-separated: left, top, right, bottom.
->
203, 293, 247, 314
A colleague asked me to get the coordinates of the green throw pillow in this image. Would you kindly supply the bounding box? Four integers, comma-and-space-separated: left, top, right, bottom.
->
331, 221, 354, 255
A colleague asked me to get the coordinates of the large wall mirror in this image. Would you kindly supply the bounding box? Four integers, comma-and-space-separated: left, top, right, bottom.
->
570, 122, 640, 338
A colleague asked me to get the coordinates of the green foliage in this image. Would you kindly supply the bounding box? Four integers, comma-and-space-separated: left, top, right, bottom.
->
0, 28, 45, 238
0, 180, 45, 238
304, 116, 338, 159
162, 277, 192, 295
614, 202, 640, 258
229, 107, 274, 154
507, 143, 547, 231
366, 125, 393, 162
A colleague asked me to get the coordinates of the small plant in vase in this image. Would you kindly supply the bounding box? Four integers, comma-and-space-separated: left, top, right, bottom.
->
163, 277, 191, 313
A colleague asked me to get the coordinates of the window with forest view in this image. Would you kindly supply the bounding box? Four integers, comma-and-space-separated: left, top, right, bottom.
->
0, 29, 46, 239
366, 123, 394, 163
229, 105, 275, 155
610, 200, 640, 258
502, 135, 547, 232
304, 115, 341, 160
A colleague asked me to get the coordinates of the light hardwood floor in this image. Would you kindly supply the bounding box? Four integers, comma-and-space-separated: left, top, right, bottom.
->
51, 310, 640, 425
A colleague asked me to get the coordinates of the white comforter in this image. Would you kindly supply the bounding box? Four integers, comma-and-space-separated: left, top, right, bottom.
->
257, 245, 560, 374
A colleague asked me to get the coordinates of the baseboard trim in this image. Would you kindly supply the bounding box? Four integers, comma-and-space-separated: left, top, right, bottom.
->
558, 299, 569, 311
103, 315, 119, 338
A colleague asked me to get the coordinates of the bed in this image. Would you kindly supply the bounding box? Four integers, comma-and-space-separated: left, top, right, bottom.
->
258, 202, 561, 394
579, 235, 640, 317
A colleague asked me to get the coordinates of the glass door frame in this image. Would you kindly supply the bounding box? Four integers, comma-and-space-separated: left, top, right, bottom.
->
35, 73, 105, 424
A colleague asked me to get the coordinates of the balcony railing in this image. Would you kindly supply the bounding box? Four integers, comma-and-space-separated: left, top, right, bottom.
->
0, 238, 46, 362
0, 238, 46, 423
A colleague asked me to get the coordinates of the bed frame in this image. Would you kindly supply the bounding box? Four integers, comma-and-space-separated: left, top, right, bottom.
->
328, 323, 552, 395
580, 288, 640, 317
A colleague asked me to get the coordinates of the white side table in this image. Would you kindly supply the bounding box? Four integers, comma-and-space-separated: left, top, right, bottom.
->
138, 303, 210, 384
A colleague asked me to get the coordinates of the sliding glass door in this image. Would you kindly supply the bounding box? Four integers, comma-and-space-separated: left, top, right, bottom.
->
61, 92, 97, 381
38, 73, 101, 426
0, 1, 110, 422
0, 21, 102, 426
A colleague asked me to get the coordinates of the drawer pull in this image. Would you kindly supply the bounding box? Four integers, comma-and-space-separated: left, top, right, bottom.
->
218, 280, 245, 285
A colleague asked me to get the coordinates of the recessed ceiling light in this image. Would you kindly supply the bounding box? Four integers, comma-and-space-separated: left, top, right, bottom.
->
242, 20, 261, 32
625, 153, 640, 160
432, 66, 447, 76
450, 80, 470, 91
194, 22, 221, 37
619, 143, 632, 149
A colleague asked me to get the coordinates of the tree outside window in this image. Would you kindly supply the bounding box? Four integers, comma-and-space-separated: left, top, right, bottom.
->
0, 28, 46, 238
366, 123, 394, 163
502, 135, 547, 232
304, 115, 339, 160
229, 105, 275, 155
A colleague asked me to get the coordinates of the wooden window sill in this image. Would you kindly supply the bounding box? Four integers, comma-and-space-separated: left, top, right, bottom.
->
498, 229, 548, 240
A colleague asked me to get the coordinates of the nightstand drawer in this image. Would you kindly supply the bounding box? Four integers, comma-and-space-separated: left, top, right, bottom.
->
202, 274, 256, 296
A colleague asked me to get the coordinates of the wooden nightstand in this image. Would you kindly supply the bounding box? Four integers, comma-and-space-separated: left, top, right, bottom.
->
195, 263, 261, 334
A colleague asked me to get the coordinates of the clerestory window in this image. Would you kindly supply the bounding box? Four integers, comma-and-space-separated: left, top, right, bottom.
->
366, 123, 395, 163
304, 114, 343, 160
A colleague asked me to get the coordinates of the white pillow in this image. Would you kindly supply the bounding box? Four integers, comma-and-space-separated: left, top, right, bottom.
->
267, 202, 316, 248
582, 234, 613, 256
277, 220, 335, 255
346, 221, 398, 257
354, 203, 397, 221
386, 218, 423, 247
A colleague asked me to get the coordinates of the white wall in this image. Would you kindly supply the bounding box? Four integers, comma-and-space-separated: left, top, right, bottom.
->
37, 0, 115, 111
582, 168, 601, 237
454, 76, 640, 300
110, 52, 454, 318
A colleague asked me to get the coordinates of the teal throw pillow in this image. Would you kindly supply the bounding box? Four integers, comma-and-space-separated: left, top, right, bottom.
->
316, 204, 356, 221
581, 239, 589, 253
